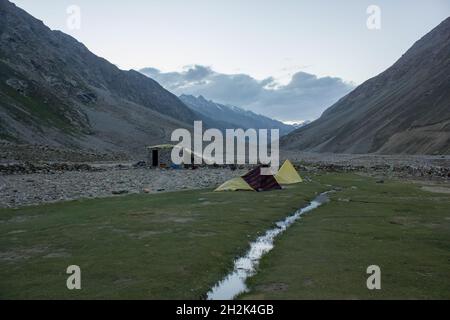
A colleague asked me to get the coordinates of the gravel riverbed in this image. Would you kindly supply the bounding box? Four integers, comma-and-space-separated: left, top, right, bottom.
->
1, 152, 449, 209
0, 167, 246, 208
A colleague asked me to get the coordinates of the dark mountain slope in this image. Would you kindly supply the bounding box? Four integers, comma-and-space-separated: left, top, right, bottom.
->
282, 17, 450, 155
0, 0, 198, 156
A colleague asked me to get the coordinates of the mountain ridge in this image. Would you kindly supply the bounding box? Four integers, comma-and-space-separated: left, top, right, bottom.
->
281, 17, 450, 155
0, 0, 199, 157
179, 94, 294, 135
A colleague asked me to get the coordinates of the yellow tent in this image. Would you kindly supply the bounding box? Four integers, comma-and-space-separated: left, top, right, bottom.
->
275, 160, 303, 184
214, 177, 255, 192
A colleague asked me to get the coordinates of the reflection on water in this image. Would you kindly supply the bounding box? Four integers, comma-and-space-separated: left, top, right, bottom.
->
206, 192, 330, 300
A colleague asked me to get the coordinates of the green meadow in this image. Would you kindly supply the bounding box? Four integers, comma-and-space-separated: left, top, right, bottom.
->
241, 174, 450, 299
0, 173, 449, 299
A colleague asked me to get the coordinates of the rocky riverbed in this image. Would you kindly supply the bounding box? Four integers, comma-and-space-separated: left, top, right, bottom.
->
284, 151, 450, 168
288, 152, 450, 180
0, 167, 247, 208
0, 141, 132, 163
1, 151, 449, 208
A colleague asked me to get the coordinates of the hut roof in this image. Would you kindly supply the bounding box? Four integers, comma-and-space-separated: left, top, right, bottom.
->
146, 144, 176, 150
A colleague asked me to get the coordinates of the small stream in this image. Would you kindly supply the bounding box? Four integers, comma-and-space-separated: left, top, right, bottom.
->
206, 192, 331, 300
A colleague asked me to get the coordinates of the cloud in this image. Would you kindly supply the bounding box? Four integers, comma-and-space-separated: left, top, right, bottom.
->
140, 65, 354, 121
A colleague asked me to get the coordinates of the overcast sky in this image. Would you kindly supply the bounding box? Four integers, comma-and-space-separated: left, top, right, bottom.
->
10, 0, 450, 121
140, 66, 353, 122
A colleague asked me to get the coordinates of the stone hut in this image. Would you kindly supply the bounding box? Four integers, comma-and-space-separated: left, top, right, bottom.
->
146, 144, 176, 168
146, 144, 213, 168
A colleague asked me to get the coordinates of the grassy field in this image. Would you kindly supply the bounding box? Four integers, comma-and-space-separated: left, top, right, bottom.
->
241, 173, 450, 299
1, 173, 449, 299
0, 178, 326, 299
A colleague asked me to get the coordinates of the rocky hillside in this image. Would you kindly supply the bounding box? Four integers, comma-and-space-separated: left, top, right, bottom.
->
0, 0, 199, 157
180, 94, 294, 135
282, 17, 450, 155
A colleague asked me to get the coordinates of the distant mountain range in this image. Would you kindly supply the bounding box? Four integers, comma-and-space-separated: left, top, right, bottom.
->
287, 121, 312, 130
282, 17, 450, 155
179, 95, 294, 135
1, 0, 448, 157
